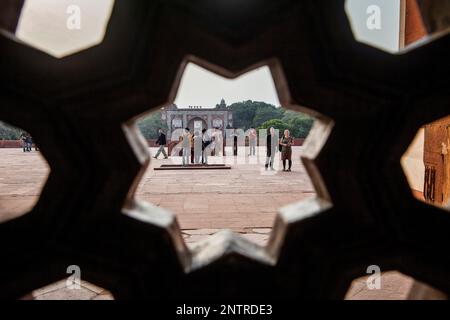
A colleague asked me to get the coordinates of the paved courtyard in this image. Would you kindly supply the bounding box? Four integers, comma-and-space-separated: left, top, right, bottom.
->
0, 148, 420, 299
0, 147, 316, 245
0, 149, 48, 223
138, 146, 315, 246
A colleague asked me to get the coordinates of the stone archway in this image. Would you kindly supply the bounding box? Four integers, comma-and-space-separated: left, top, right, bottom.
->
187, 117, 207, 134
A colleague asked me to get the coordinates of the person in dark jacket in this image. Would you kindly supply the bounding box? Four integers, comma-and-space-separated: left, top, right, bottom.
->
20, 132, 28, 152
25, 134, 33, 152
265, 127, 278, 170
233, 128, 238, 156
153, 128, 168, 159
201, 128, 211, 164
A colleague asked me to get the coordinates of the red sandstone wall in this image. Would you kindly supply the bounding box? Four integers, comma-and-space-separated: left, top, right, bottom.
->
1, 138, 305, 148
424, 115, 450, 204
0, 139, 159, 148
405, 0, 428, 46
146, 139, 158, 147
0, 140, 160, 148
0, 140, 23, 148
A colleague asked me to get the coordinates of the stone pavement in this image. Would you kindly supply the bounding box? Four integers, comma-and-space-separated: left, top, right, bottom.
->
21, 271, 414, 300
138, 146, 315, 246
19, 271, 416, 300
0, 147, 315, 244
345, 272, 415, 300
0, 148, 418, 299
0, 149, 48, 223
22, 280, 114, 300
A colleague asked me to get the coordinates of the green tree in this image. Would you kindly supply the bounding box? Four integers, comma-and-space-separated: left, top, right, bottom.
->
228, 100, 259, 129
282, 110, 301, 122
0, 121, 23, 140
259, 119, 291, 134
227, 100, 315, 137
259, 115, 314, 139
287, 115, 314, 138
253, 107, 284, 128
228, 100, 284, 130
137, 111, 168, 139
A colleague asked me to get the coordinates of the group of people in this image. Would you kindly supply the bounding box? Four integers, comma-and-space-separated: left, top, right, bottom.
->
20, 133, 38, 152
153, 126, 295, 172
154, 127, 213, 165
180, 128, 212, 166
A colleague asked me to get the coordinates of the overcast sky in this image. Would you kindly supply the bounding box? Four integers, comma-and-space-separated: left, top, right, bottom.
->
174, 64, 280, 108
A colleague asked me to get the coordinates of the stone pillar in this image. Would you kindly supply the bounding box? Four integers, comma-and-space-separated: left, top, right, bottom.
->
404, 0, 428, 47
207, 114, 212, 130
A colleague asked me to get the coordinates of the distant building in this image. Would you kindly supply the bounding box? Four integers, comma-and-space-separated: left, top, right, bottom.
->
161, 101, 233, 140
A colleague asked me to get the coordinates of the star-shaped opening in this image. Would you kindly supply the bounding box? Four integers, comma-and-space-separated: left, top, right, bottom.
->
122, 57, 333, 272
346, 270, 447, 300
22, 278, 114, 300
402, 114, 450, 210
11, 0, 115, 58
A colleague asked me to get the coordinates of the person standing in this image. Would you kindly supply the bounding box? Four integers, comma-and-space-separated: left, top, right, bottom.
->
265, 127, 277, 171
280, 129, 294, 172
26, 134, 33, 152
233, 128, 238, 156
193, 130, 203, 164
182, 128, 192, 166
202, 128, 211, 165
249, 127, 257, 156
20, 132, 28, 152
154, 128, 168, 159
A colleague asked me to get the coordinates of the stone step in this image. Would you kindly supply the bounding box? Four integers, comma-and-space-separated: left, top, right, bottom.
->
154, 164, 231, 170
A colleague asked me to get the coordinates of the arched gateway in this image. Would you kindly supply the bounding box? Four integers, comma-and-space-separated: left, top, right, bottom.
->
187, 117, 207, 134
162, 104, 232, 158
161, 104, 233, 140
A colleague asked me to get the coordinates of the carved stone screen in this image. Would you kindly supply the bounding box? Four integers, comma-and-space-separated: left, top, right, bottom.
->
0, 0, 450, 302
